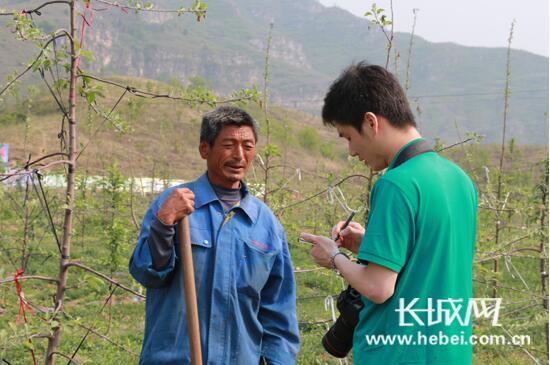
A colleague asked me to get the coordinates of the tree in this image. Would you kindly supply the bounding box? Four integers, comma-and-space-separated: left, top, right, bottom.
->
0, 1, 258, 363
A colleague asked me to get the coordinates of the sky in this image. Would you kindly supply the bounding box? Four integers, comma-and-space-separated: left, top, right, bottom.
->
318, 0, 548, 57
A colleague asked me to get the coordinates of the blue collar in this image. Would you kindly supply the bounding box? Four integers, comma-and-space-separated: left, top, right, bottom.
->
192, 172, 259, 224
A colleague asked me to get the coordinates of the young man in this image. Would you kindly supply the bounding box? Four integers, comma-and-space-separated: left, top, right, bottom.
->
130, 106, 300, 364
300, 62, 477, 364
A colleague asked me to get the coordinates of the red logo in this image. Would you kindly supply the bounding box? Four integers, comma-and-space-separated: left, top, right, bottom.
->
250, 239, 268, 250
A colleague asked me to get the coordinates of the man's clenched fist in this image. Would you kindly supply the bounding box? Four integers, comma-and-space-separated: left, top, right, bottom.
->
156, 188, 195, 225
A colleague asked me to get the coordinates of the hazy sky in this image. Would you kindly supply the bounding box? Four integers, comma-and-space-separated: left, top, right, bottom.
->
318, 0, 548, 57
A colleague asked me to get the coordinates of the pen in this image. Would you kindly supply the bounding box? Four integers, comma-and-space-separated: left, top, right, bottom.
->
334, 211, 356, 242
298, 211, 356, 245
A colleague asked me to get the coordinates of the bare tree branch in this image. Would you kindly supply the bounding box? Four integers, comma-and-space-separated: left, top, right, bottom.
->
26, 153, 71, 168
64, 261, 144, 298
476, 234, 531, 260
72, 322, 139, 357
0, 160, 73, 182
436, 138, 473, 152
51, 352, 80, 365
275, 174, 369, 213
473, 278, 546, 299
0, 275, 59, 285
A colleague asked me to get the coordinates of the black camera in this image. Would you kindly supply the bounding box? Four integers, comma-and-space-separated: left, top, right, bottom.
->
322, 285, 364, 358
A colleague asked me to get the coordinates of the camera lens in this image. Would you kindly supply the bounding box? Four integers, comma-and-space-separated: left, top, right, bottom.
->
321, 286, 364, 358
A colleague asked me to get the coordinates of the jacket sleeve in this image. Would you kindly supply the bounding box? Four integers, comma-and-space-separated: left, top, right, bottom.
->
129, 190, 177, 289
259, 231, 300, 365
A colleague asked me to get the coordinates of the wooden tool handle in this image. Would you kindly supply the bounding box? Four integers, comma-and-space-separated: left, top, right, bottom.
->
179, 216, 203, 365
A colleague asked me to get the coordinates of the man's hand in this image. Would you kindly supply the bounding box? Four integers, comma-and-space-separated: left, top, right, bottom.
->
331, 221, 365, 254
156, 188, 195, 225
299, 233, 339, 269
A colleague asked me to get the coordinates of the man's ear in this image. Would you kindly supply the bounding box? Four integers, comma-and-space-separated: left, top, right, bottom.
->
199, 141, 210, 160
362, 112, 379, 136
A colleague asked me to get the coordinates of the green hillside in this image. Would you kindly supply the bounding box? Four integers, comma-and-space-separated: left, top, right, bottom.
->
0, 0, 548, 144
0, 76, 347, 177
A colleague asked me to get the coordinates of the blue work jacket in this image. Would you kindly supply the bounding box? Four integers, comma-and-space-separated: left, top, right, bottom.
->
129, 173, 300, 364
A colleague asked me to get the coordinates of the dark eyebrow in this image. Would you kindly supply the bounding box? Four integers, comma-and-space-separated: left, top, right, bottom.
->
221, 137, 255, 143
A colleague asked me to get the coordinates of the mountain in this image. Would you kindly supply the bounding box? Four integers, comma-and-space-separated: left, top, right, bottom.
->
0, 0, 548, 144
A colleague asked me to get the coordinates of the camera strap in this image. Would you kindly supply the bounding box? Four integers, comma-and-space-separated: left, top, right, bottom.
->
392, 139, 433, 169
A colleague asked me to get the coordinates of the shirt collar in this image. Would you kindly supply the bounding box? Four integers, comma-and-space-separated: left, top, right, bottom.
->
193, 172, 258, 224
387, 137, 425, 171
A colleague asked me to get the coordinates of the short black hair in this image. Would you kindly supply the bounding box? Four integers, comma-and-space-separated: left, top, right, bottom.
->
322, 62, 416, 132
200, 106, 259, 145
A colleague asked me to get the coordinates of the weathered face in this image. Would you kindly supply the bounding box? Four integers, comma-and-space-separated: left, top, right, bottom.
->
199, 125, 256, 189
335, 120, 386, 171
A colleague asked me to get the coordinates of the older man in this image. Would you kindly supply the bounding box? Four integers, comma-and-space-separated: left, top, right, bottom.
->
301, 63, 477, 364
130, 106, 299, 365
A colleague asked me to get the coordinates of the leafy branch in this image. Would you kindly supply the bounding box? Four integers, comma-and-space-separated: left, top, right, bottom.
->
96, 0, 207, 20
364, 1, 394, 69
78, 73, 259, 106
0, 32, 72, 97
0, 1, 71, 16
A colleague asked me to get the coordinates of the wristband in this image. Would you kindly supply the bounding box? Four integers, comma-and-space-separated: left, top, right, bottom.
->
330, 250, 350, 276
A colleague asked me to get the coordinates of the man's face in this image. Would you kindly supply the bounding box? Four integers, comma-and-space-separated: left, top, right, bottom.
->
199, 125, 256, 189
335, 121, 386, 171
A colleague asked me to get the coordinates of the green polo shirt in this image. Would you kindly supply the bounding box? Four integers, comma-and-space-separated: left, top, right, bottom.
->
353, 138, 477, 364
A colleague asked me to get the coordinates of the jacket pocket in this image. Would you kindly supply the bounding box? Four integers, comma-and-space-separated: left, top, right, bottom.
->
190, 226, 212, 248
236, 238, 277, 303
175, 226, 212, 284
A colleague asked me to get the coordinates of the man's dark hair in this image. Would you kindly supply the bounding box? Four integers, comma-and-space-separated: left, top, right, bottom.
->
200, 106, 259, 145
322, 62, 416, 132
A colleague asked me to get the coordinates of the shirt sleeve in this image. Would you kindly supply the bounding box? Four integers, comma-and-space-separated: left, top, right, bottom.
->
129, 191, 177, 288
259, 231, 300, 365
357, 178, 414, 273
148, 215, 176, 270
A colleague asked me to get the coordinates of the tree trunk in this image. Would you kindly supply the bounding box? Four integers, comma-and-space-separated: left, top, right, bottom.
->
45, 1, 77, 363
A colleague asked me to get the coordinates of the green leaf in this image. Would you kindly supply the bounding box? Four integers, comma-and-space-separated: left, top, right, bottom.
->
80, 50, 94, 63
86, 92, 95, 104
54, 79, 68, 91
50, 320, 60, 330
263, 143, 281, 158
23, 340, 35, 351
82, 84, 105, 104
84, 274, 104, 292
31, 59, 42, 72
56, 50, 67, 59
42, 58, 52, 70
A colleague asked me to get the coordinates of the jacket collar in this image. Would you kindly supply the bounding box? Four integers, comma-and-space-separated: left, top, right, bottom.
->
193, 172, 258, 224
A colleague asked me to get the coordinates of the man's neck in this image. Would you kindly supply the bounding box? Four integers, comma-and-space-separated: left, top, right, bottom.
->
384, 128, 423, 167
206, 171, 241, 190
